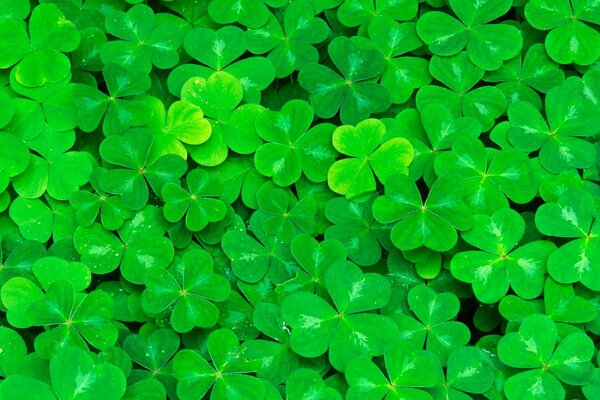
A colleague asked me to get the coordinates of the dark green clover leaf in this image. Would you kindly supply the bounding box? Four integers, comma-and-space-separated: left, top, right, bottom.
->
535, 189, 600, 291
498, 314, 595, 400
428, 346, 495, 400
177, 25, 275, 102
507, 84, 600, 173
208, 0, 287, 28
12, 127, 94, 201
281, 261, 398, 371
525, 0, 600, 65
142, 249, 231, 333
162, 168, 227, 232
246, 1, 330, 78
393, 285, 471, 365
368, 16, 430, 104
69, 168, 133, 231
373, 174, 473, 252
324, 196, 391, 266
99, 128, 187, 210
181, 72, 265, 166
483, 44, 565, 109
287, 368, 342, 400
337, 0, 418, 27
451, 208, 556, 304
298, 36, 391, 124
328, 118, 414, 201
71, 64, 151, 136
417, 0, 522, 70
255, 99, 337, 187
74, 219, 174, 283
0, 237, 45, 286
102, 4, 184, 72
345, 341, 442, 400
174, 328, 266, 400
27, 280, 118, 357
434, 137, 537, 214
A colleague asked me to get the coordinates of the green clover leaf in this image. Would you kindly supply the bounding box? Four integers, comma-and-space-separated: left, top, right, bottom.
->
498, 314, 595, 400
373, 174, 473, 252
298, 36, 391, 124
287, 368, 342, 400
544, 278, 597, 324
417, 0, 522, 70
328, 118, 414, 201
255, 100, 337, 186
451, 208, 556, 303
337, 0, 418, 27
9, 196, 77, 243
208, 0, 287, 28
0, 132, 30, 195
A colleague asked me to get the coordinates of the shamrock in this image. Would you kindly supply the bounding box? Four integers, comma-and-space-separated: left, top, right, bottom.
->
32, 256, 91, 292
162, 168, 228, 232
101, 4, 184, 72
337, 0, 418, 27
208, 0, 287, 28
287, 368, 342, 400
251, 182, 318, 243
0, 345, 127, 400
507, 83, 600, 173
327, 118, 414, 201
246, 1, 330, 78
69, 168, 133, 231
25, 279, 117, 357
298, 36, 391, 124
281, 261, 399, 371
178, 25, 275, 102
74, 217, 174, 284
142, 249, 231, 333
427, 346, 495, 400
0, 3, 80, 87
9, 196, 77, 243
416, 52, 506, 131
373, 174, 472, 252
0, 238, 46, 286
99, 128, 187, 210
535, 189, 600, 291
324, 196, 391, 266
11, 126, 94, 201
180, 72, 265, 166
368, 16, 430, 104
143, 97, 213, 163
0, 133, 29, 195
277, 234, 347, 296
417, 0, 522, 70
483, 44, 565, 109
544, 278, 597, 324
498, 314, 595, 400
525, 0, 600, 65
345, 341, 442, 400
254, 99, 338, 186
434, 137, 537, 214
173, 328, 266, 400
0, 327, 27, 378
71, 64, 151, 136
451, 208, 556, 304
393, 285, 471, 365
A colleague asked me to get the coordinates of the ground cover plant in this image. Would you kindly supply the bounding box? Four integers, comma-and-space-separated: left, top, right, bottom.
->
0, 0, 599, 399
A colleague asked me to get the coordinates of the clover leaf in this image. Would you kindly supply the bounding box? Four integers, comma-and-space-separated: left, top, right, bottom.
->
451, 208, 556, 303
373, 174, 473, 252
208, 0, 287, 28
142, 249, 231, 332
9, 196, 76, 243
281, 261, 398, 371
345, 341, 442, 400
287, 368, 342, 400
393, 285, 471, 365
327, 118, 414, 201
174, 328, 266, 400
337, 0, 418, 27
535, 189, 600, 291
498, 314, 595, 400
298, 36, 391, 124
544, 278, 597, 324
99, 128, 187, 210
246, 1, 330, 78
0, 132, 29, 195
102, 4, 184, 72
417, 0, 522, 70
525, 0, 600, 65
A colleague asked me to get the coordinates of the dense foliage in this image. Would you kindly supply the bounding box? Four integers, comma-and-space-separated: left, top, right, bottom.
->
0, 0, 599, 399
